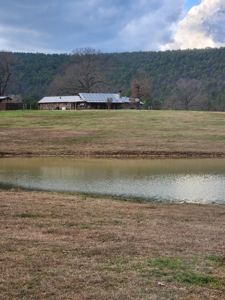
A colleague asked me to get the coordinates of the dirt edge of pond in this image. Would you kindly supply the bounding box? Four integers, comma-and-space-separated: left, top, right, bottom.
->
0, 150, 225, 158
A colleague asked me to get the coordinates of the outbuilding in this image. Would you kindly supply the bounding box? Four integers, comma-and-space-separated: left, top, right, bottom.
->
0, 96, 23, 111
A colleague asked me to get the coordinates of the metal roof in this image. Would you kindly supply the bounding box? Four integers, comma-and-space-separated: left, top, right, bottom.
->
0, 96, 12, 100
38, 96, 82, 103
38, 94, 140, 104
79, 93, 131, 103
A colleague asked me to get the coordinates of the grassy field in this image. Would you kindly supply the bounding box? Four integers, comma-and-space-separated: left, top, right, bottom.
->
1, 110, 225, 299
0, 109, 225, 156
0, 189, 225, 299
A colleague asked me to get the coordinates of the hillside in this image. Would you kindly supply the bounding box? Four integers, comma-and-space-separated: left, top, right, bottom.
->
7, 47, 225, 109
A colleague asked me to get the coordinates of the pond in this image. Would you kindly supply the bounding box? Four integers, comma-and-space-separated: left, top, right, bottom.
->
0, 157, 225, 204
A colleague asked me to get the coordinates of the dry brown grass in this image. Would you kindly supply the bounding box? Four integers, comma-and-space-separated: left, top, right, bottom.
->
1, 189, 225, 299
0, 110, 225, 157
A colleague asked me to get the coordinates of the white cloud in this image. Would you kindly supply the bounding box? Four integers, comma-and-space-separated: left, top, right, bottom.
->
97, 7, 118, 18
163, 0, 225, 50
91, 0, 184, 52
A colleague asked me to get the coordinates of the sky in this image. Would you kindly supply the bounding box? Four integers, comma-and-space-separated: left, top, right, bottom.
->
0, 0, 225, 54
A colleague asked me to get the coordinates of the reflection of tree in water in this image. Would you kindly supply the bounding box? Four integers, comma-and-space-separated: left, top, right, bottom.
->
1, 158, 225, 204
0, 182, 15, 190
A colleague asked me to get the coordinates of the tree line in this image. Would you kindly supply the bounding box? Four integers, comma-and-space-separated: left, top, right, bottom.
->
1, 46, 225, 110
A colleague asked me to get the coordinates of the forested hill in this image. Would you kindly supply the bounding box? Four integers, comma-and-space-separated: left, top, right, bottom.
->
9, 47, 225, 109
11, 52, 70, 101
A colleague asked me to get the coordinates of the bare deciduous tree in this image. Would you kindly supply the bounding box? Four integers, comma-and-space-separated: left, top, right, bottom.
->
130, 70, 151, 109
131, 70, 151, 99
215, 94, 225, 111
0, 51, 17, 96
49, 47, 109, 95
166, 78, 205, 110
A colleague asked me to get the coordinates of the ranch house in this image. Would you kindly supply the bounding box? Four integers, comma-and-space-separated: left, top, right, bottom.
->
38, 92, 141, 110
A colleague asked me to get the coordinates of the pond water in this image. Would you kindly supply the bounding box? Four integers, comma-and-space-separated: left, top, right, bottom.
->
0, 157, 225, 204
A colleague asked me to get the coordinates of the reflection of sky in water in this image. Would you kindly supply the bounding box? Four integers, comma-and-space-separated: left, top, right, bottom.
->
0, 158, 225, 204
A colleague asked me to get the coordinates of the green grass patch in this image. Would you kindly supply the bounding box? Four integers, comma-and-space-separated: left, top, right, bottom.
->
207, 255, 221, 263
79, 224, 91, 229
19, 213, 44, 218
139, 256, 224, 288
147, 257, 184, 270
173, 271, 222, 287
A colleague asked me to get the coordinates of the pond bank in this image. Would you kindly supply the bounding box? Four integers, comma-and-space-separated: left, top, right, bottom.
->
0, 150, 225, 158
1, 189, 225, 299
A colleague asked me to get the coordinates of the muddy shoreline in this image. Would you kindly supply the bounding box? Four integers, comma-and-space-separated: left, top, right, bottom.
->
0, 150, 225, 158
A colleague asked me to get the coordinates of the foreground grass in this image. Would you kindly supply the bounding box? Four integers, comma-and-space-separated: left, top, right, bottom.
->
0, 189, 225, 299
0, 110, 225, 156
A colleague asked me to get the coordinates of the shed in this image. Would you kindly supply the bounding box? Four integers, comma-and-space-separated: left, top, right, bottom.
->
0, 96, 12, 103
0, 96, 23, 110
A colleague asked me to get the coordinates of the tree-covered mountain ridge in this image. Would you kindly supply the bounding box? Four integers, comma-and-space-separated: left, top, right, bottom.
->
8, 47, 225, 110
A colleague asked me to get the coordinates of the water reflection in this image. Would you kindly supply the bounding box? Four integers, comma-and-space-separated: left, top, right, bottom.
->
0, 157, 225, 204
